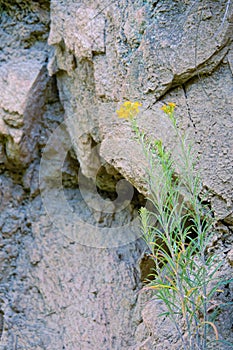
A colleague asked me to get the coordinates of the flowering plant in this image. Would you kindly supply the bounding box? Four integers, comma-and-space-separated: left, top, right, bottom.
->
117, 101, 233, 350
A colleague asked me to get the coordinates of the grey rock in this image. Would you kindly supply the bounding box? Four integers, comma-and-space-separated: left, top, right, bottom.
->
48, 0, 233, 226
0, 0, 233, 349
0, 60, 50, 167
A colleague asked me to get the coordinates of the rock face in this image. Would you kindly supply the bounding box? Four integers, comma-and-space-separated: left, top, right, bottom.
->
0, 0, 233, 349
0, 60, 49, 166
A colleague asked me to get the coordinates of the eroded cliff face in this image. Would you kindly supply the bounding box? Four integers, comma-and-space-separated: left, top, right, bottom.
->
0, 1, 233, 349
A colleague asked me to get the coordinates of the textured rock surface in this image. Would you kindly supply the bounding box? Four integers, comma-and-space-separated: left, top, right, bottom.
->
49, 0, 233, 224
0, 0, 232, 349
0, 59, 49, 166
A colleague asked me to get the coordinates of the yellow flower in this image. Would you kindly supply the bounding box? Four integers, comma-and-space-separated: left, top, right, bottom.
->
168, 102, 176, 108
123, 101, 132, 107
160, 102, 176, 116
161, 105, 169, 113
117, 101, 142, 120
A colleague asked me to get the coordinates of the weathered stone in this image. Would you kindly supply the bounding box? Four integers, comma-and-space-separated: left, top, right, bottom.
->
2, 111, 23, 128
227, 248, 233, 267
48, 0, 233, 225
0, 0, 233, 349
139, 299, 180, 349
0, 60, 42, 115
0, 60, 50, 166
49, 4, 105, 61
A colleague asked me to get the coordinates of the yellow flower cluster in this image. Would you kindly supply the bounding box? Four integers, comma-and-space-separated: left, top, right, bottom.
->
116, 101, 142, 120
160, 102, 176, 115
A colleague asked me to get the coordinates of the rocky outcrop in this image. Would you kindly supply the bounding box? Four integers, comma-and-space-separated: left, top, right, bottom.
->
0, 0, 232, 349
48, 0, 233, 225
0, 59, 49, 166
